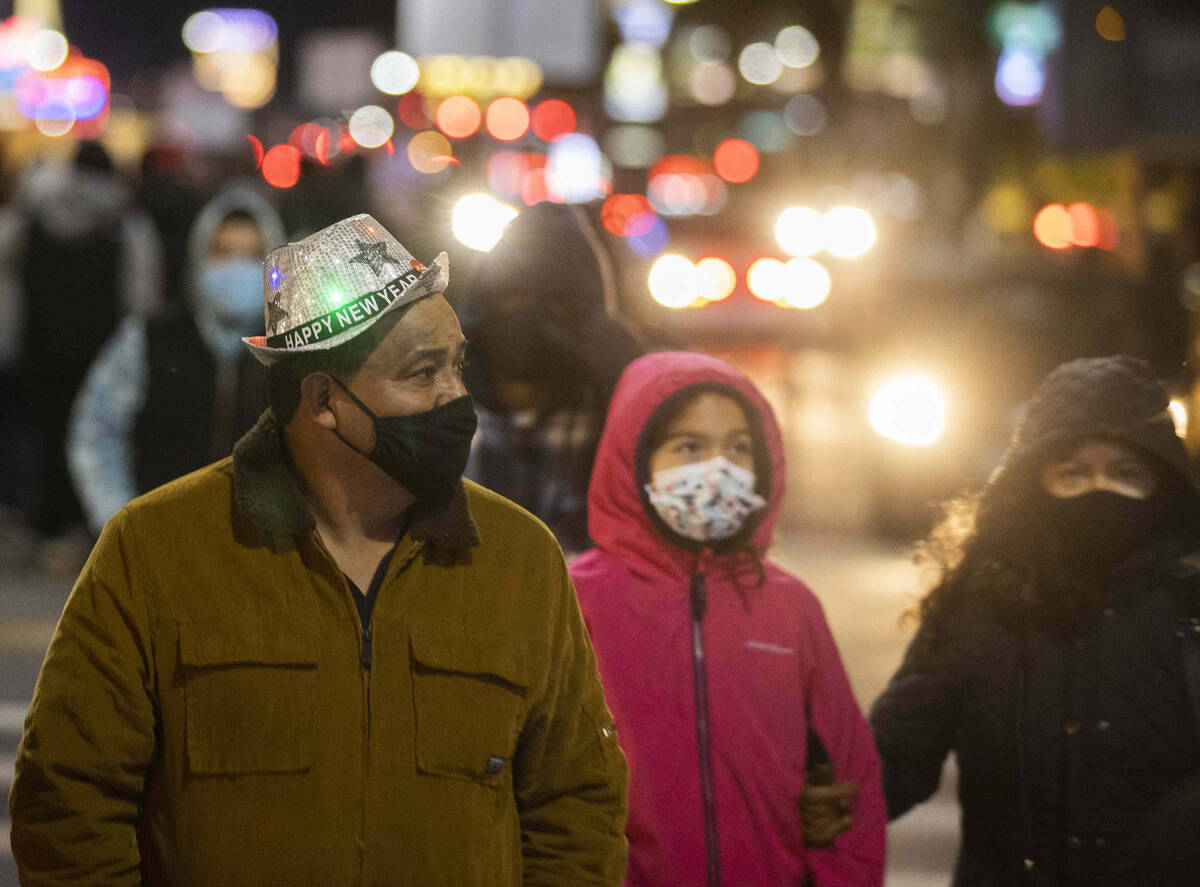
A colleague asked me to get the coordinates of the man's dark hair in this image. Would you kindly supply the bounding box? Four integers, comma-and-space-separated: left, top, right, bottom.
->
266, 303, 412, 423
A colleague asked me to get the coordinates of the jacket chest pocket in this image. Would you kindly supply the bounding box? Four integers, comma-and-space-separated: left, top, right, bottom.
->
179, 619, 319, 775
410, 629, 528, 785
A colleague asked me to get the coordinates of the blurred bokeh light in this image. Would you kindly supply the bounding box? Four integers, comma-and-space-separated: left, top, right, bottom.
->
869, 376, 947, 446
370, 50, 419, 95
452, 193, 519, 251
823, 207, 877, 258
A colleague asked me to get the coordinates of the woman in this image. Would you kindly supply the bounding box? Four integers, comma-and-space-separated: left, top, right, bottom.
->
572, 351, 886, 887
870, 355, 1200, 886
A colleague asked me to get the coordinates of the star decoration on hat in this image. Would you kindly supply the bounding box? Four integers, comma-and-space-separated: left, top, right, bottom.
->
266, 292, 290, 331
350, 239, 402, 276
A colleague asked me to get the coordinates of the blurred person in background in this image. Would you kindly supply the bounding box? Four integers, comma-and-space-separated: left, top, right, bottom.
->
460, 202, 642, 554
0, 141, 162, 539
67, 184, 285, 535
571, 351, 886, 887
279, 154, 369, 240
870, 355, 1200, 886
135, 144, 205, 309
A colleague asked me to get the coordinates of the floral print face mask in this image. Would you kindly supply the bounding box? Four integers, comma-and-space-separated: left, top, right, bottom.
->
644, 456, 767, 542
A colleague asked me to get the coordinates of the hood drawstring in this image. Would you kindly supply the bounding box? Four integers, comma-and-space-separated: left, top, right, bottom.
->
728, 545, 766, 613
689, 557, 721, 887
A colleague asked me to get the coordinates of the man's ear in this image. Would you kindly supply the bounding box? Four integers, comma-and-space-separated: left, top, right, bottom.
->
299, 372, 338, 430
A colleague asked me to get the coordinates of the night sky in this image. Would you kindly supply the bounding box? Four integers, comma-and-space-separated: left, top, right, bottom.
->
57, 0, 397, 91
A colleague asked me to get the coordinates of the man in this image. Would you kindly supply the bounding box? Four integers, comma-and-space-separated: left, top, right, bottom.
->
9, 214, 628, 886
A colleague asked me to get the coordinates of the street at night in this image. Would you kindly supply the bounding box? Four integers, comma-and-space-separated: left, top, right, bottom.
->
4, 0, 1200, 884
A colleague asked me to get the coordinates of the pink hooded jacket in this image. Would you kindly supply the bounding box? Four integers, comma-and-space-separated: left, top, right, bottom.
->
570, 352, 886, 887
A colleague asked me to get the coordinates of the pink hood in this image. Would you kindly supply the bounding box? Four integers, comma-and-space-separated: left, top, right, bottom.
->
573, 352, 886, 887
588, 351, 785, 578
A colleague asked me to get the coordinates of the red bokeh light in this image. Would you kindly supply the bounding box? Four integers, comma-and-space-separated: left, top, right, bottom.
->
396, 91, 433, 130
435, 95, 482, 139
650, 154, 713, 179
289, 122, 326, 159
485, 97, 531, 142
530, 99, 576, 141
1067, 202, 1099, 247
262, 145, 302, 189
712, 138, 760, 184
488, 151, 545, 196
1033, 204, 1072, 250
521, 166, 550, 206
314, 128, 331, 165
600, 193, 655, 237
1097, 208, 1119, 250
246, 134, 264, 169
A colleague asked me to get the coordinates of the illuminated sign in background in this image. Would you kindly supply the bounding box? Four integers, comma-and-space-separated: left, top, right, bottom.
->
0, 13, 110, 138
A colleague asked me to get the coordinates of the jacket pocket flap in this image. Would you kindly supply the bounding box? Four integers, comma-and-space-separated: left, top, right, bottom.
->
409, 628, 527, 691
180, 620, 319, 667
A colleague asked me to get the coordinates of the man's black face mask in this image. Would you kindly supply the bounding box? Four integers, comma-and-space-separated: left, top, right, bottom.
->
330, 376, 477, 515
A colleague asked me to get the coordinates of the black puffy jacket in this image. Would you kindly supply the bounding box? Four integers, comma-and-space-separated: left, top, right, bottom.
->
871, 356, 1200, 887
872, 541, 1200, 886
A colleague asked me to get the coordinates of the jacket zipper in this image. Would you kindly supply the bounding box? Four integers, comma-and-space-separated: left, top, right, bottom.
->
361, 627, 372, 669
689, 569, 722, 887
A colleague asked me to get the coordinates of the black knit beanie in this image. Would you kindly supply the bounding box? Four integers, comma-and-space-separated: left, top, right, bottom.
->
994, 355, 1199, 497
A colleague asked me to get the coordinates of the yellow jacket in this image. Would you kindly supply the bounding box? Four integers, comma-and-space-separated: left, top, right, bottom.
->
9, 410, 628, 886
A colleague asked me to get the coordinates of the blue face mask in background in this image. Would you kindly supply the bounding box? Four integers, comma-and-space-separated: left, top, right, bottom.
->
195, 257, 263, 360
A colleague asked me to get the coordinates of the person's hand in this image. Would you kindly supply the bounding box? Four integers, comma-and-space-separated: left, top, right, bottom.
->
798, 764, 857, 848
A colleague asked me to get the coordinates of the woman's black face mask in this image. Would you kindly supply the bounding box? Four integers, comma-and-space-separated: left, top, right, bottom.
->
330, 376, 478, 515
1041, 489, 1170, 571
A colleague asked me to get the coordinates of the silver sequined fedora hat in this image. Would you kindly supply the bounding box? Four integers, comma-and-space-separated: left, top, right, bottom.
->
243, 213, 449, 366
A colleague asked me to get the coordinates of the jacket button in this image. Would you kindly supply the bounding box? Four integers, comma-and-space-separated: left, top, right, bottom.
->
1097, 720, 1111, 732
600, 725, 615, 739
1065, 721, 1081, 735
1066, 836, 1082, 849
1023, 859, 1035, 871
485, 756, 506, 776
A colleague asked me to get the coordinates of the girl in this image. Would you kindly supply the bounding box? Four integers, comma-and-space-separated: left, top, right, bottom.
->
571, 351, 886, 886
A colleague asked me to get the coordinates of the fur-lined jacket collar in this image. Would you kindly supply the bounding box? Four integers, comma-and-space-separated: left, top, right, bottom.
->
231, 409, 479, 566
